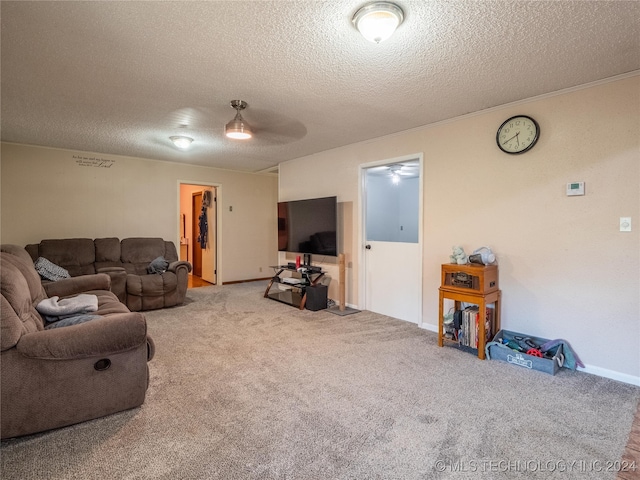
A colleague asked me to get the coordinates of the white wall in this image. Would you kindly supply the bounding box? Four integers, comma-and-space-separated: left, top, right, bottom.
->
279, 74, 640, 384
1, 143, 278, 283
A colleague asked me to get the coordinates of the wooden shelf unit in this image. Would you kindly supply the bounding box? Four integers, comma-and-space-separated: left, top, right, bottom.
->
438, 263, 501, 360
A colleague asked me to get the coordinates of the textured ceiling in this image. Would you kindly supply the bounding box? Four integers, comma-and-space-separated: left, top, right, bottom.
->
2, 1, 639, 173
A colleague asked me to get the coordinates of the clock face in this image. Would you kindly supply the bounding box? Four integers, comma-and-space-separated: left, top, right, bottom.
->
496, 115, 539, 154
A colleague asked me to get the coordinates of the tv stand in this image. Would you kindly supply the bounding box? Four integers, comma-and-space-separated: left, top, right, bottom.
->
264, 265, 325, 310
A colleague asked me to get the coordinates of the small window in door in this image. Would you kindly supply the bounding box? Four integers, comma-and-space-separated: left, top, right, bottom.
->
365, 161, 419, 243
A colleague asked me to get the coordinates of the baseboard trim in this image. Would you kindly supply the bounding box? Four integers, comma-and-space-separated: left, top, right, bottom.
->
223, 277, 271, 285
419, 323, 640, 386
420, 322, 438, 333
578, 365, 640, 387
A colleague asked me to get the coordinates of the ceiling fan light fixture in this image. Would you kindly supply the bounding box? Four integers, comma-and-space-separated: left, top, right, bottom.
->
225, 100, 253, 140
170, 135, 193, 149
352, 1, 404, 43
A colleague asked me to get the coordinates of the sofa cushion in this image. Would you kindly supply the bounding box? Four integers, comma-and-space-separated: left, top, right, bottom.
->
39, 239, 96, 277
94, 237, 125, 272
94, 237, 121, 262
3, 244, 36, 265
1, 295, 29, 351
162, 241, 179, 263
1, 254, 45, 351
120, 238, 166, 275
88, 289, 133, 315
121, 238, 165, 263
45, 314, 102, 329
2, 251, 47, 306
126, 272, 177, 297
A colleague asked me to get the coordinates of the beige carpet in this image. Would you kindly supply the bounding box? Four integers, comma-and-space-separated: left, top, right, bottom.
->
2, 282, 639, 479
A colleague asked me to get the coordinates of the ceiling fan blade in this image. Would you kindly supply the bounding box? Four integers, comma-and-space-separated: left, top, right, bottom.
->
245, 109, 307, 145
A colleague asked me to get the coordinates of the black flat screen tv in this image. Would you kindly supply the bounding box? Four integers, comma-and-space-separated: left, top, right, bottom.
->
278, 196, 337, 257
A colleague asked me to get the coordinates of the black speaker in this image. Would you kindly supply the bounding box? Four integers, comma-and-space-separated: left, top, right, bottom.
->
305, 284, 328, 311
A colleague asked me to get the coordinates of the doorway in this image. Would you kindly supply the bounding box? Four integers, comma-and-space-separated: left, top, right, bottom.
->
360, 155, 423, 324
192, 192, 203, 276
179, 183, 218, 286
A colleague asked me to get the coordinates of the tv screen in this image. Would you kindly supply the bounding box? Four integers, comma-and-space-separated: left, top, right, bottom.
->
278, 196, 337, 257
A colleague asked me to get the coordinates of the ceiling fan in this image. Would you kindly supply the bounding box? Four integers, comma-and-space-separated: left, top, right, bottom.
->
223, 100, 308, 146
167, 101, 308, 149
369, 162, 419, 180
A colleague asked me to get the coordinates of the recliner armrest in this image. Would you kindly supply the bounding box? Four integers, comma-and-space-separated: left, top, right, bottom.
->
43, 273, 111, 298
16, 313, 148, 360
96, 267, 127, 303
168, 260, 192, 274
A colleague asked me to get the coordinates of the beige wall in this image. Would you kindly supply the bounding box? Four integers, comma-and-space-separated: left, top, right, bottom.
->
1, 143, 278, 283
279, 75, 640, 383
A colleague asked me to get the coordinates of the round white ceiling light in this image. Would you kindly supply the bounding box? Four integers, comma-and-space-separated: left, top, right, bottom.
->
170, 136, 194, 149
352, 2, 405, 44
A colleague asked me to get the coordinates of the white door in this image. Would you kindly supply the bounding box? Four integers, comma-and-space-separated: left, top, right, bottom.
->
362, 158, 422, 324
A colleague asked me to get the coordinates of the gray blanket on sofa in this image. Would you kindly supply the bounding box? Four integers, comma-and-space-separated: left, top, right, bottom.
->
36, 294, 98, 318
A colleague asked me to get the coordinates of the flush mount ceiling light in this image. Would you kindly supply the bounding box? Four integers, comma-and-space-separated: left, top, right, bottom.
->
170, 136, 193, 149
225, 100, 252, 140
352, 1, 404, 43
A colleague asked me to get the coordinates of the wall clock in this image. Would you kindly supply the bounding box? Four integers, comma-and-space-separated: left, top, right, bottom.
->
496, 115, 540, 154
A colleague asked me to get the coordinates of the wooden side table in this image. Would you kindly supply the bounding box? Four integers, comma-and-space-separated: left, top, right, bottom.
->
437, 263, 501, 360
438, 288, 501, 359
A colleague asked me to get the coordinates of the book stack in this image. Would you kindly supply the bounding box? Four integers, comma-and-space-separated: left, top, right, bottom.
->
457, 306, 494, 349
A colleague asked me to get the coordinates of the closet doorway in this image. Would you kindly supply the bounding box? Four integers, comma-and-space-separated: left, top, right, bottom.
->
179, 183, 218, 286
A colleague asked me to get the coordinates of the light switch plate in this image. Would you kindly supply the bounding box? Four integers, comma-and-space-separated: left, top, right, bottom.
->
620, 217, 631, 232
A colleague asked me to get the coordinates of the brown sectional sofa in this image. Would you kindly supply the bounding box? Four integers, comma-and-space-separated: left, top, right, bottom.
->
1, 244, 155, 439
25, 237, 192, 311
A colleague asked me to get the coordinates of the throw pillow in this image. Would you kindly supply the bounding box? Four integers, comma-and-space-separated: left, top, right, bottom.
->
34, 257, 71, 281
147, 256, 169, 274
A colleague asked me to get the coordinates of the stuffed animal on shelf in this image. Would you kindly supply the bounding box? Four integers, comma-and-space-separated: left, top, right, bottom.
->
450, 245, 468, 265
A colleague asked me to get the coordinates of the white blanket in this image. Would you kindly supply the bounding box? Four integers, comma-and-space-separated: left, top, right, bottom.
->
36, 294, 99, 317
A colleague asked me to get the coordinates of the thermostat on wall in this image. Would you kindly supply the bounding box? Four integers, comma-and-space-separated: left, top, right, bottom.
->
566, 182, 585, 196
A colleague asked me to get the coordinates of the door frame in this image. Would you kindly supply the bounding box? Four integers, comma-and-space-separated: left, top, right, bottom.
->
177, 180, 222, 284
357, 153, 424, 326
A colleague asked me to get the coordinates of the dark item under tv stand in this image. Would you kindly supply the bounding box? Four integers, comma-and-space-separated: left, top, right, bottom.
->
264, 265, 325, 310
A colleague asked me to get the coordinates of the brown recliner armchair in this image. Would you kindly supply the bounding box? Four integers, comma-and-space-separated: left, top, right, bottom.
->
113, 237, 192, 312
0, 245, 155, 439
